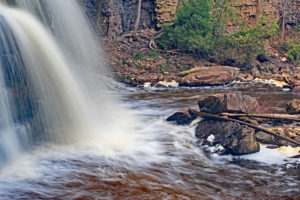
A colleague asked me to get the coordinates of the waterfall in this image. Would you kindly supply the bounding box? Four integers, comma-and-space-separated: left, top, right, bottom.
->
0, 0, 138, 165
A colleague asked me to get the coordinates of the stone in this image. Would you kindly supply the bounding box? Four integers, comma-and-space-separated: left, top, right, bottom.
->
257, 54, 270, 62
179, 66, 239, 86
197, 92, 260, 114
287, 99, 300, 114
166, 110, 198, 125
256, 131, 277, 144
195, 120, 260, 155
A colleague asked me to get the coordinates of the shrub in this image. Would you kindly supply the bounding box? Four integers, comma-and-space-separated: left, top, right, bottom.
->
158, 0, 279, 66
216, 19, 279, 65
287, 43, 300, 66
134, 52, 143, 60
148, 50, 158, 58
158, 0, 215, 57
295, 25, 300, 32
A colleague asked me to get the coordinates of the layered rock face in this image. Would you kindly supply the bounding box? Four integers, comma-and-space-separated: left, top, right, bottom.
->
155, 0, 183, 28
80, 0, 156, 37
81, 0, 299, 37
233, 0, 300, 27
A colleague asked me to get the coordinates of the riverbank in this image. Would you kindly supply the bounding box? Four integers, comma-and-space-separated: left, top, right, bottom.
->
103, 29, 300, 92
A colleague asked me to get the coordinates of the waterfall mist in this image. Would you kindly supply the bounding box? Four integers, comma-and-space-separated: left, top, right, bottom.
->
0, 0, 145, 165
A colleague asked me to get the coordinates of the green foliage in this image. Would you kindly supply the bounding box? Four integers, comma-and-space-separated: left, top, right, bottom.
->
158, 0, 279, 65
216, 18, 279, 64
295, 25, 300, 32
148, 50, 158, 58
158, 0, 215, 57
287, 43, 300, 66
134, 52, 143, 60
183, 65, 190, 71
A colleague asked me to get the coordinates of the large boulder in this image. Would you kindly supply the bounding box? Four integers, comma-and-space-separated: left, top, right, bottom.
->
197, 92, 260, 114
179, 66, 239, 86
195, 120, 260, 155
287, 99, 300, 114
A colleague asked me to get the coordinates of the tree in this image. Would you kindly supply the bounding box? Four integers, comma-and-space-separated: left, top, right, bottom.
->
133, 0, 142, 36
281, 0, 288, 41
95, 0, 103, 31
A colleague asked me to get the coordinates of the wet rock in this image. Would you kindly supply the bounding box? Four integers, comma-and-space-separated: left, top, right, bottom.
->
179, 66, 239, 86
291, 86, 300, 95
197, 92, 260, 114
256, 131, 277, 144
287, 99, 300, 114
195, 120, 260, 155
257, 54, 270, 62
167, 110, 198, 125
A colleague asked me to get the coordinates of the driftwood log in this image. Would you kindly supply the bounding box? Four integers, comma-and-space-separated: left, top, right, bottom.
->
190, 109, 300, 146
221, 113, 300, 122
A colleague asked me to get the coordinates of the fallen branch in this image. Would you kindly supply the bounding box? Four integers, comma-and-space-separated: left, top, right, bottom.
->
221, 113, 300, 122
190, 109, 300, 146
290, 153, 300, 158
178, 68, 205, 76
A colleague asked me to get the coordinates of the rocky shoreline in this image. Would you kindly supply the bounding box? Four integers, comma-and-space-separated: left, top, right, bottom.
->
167, 92, 300, 156
103, 29, 300, 96
102, 29, 300, 157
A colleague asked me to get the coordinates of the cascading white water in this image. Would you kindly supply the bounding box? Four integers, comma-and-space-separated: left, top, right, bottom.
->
0, 0, 146, 164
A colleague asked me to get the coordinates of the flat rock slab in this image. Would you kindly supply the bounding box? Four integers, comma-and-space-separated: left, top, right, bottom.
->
179, 66, 239, 86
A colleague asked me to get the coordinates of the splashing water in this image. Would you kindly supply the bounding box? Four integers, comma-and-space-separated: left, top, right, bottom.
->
0, 0, 155, 165
0, 1, 299, 199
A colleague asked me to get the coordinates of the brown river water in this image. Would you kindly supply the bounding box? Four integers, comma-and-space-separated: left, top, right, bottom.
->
0, 82, 299, 200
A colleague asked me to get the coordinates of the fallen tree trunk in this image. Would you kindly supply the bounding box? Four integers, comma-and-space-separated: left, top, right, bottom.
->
221, 113, 300, 122
178, 68, 204, 76
190, 110, 300, 146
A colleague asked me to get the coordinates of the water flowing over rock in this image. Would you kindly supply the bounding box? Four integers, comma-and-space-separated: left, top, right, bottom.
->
196, 120, 260, 155
197, 92, 260, 114
179, 66, 239, 86
0, 0, 127, 165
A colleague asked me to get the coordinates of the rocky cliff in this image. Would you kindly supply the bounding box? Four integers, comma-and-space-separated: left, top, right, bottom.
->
80, 0, 299, 36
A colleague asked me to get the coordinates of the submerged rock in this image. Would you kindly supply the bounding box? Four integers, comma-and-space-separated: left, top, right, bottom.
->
195, 120, 259, 155
197, 92, 260, 114
255, 131, 277, 144
287, 99, 300, 114
179, 66, 239, 86
167, 110, 198, 125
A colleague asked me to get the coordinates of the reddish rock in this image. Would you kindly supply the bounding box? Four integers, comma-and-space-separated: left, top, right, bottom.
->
287, 99, 300, 114
197, 92, 260, 114
179, 66, 239, 86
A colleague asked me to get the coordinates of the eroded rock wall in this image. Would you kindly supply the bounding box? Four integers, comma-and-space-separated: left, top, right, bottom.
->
80, 0, 299, 36
80, 0, 156, 37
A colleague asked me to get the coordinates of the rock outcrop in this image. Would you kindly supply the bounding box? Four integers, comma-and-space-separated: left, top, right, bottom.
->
196, 120, 260, 155
179, 66, 239, 86
81, 0, 299, 37
166, 110, 197, 125
197, 92, 260, 114
287, 99, 300, 114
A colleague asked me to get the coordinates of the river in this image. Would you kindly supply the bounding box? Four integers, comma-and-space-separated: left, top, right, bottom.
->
0, 82, 299, 200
